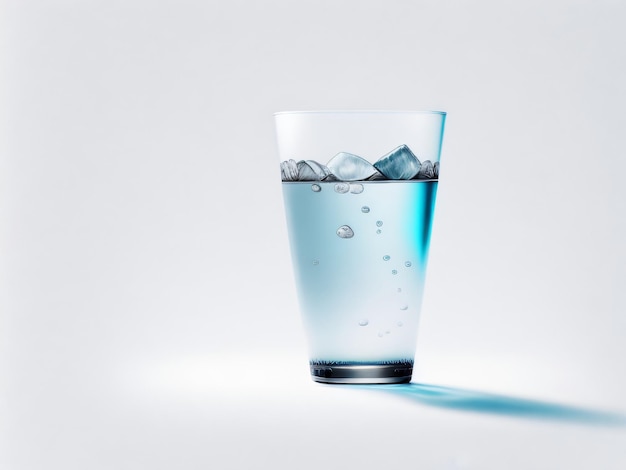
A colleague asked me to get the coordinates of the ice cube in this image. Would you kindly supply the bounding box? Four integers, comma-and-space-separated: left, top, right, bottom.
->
280, 159, 299, 181
297, 160, 331, 181
374, 145, 421, 180
415, 160, 435, 179
433, 161, 440, 178
326, 152, 378, 181
366, 171, 387, 180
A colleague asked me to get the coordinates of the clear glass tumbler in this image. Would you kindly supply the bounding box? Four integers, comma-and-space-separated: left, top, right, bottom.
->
275, 111, 446, 384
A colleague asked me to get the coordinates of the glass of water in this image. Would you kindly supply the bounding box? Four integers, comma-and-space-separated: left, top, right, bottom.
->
275, 111, 446, 384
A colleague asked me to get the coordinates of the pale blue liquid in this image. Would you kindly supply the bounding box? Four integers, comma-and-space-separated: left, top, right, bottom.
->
282, 181, 437, 364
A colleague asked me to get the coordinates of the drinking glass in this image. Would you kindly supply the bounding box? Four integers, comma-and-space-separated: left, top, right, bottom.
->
275, 111, 446, 383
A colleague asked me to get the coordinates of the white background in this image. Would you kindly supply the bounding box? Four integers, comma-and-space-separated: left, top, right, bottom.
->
1, 1, 625, 469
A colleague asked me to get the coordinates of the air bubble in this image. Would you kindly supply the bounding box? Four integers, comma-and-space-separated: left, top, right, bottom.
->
336, 225, 354, 239
313, 260, 319, 266
378, 331, 384, 338
349, 183, 364, 194
397, 288, 402, 292
397, 321, 404, 327
385, 330, 391, 334
311, 184, 321, 192
405, 261, 412, 267
376, 229, 382, 234
376, 220, 383, 227
392, 270, 398, 275
361, 206, 370, 213
358, 319, 369, 326
383, 255, 390, 261
400, 305, 408, 310
334, 183, 350, 194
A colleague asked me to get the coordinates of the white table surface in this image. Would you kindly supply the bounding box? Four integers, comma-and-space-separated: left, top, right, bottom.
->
3, 350, 624, 470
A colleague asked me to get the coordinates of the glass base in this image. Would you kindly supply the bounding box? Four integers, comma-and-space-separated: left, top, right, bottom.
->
310, 362, 413, 384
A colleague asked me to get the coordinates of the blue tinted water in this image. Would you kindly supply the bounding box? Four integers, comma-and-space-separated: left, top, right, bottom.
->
282, 181, 437, 363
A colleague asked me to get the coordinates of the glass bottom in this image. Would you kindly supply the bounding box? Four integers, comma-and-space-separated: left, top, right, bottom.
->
310, 362, 413, 384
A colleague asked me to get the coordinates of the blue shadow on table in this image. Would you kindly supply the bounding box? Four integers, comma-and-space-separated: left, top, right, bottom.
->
353, 383, 625, 426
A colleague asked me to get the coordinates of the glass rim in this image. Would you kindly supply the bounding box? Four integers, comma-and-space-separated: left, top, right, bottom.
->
273, 110, 446, 116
